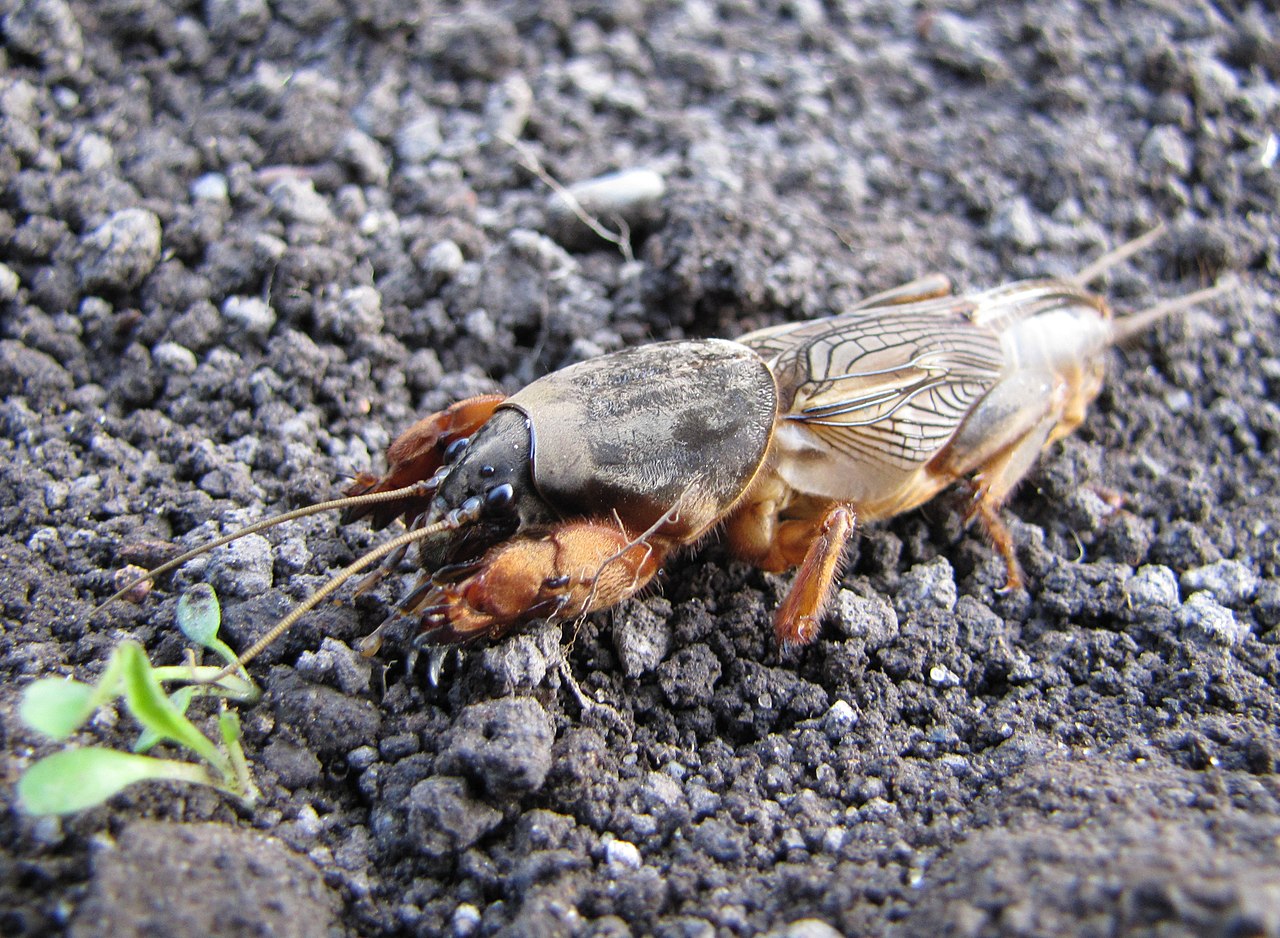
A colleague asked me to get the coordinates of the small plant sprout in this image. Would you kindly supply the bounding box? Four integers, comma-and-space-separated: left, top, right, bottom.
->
17, 585, 261, 815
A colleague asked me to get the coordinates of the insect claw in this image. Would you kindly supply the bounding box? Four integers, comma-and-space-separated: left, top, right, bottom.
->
425, 646, 450, 686
430, 561, 485, 586
356, 618, 391, 657
419, 604, 453, 624
395, 578, 435, 614
351, 564, 391, 598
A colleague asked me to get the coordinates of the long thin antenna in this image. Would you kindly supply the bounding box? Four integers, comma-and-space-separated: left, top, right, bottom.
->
1071, 224, 1167, 287
1111, 280, 1236, 344
203, 517, 457, 681
96, 481, 435, 612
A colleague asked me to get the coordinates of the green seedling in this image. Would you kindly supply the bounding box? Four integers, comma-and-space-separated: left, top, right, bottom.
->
17, 585, 261, 815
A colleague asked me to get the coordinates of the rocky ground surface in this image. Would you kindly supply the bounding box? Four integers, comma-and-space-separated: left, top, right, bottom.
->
2, 1, 1279, 936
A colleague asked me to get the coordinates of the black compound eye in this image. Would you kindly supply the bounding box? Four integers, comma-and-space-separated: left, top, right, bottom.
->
483, 483, 514, 513
442, 437, 469, 464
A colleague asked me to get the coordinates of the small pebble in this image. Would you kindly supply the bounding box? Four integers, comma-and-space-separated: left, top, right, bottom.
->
924, 12, 1008, 81
832, 590, 899, 645
74, 133, 114, 172
1254, 579, 1280, 629
896, 557, 957, 613
857, 797, 899, 822
205, 0, 268, 42
267, 177, 334, 226
929, 664, 961, 688
337, 129, 389, 187
764, 919, 845, 938
293, 805, 322, 839
3, 0, 84, 74
604, 837, 642, 871
30, 815, 65, 849
439, 697, 556, 797
221, 296, 276, 337
208, 533, 273, 599
1190, 55, 1239, 113
191, 173, 230, 203
1140, 126, 1192, 176
484, 74, 533, 141
452, 903, 481, 938
152, 341, 198, 375
612, 597, 672, 677
1125, 564, 1180, 611
297, 637, 373, 696
112, 565, 152, 604
1181, 559, 1259, 606
988, 197, 1042, 250
1178, 591, 1250, 647
0, 264, 22, 302
315, 285, 384, 341
78, 208, 163, 292
821, 700, 858, 735
394, 112, 442, 164
423, 240, 465, 286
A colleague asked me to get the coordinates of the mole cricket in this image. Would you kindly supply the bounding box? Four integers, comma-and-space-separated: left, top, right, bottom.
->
103, 226, 1229, 674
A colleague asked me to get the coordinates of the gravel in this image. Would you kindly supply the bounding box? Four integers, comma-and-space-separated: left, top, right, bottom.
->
2, 2, 1278, 937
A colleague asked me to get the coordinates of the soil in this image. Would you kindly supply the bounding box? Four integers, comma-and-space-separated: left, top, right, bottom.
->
2, 2, 1279, 937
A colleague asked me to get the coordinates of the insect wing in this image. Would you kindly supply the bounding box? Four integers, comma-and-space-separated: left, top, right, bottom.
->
964, 280, 1106, 332
738, 300, 1005, 473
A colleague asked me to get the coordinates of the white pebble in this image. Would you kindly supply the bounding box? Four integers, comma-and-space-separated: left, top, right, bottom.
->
1125, 565, 1180, 611
152, 341, 198, 374
605, 837, 642, 871
191, 172, 229, 203
1181, 560, 1259, 606
1178, 592, 1249, 647
929, 664, 961, 688
451, 903, 481, 937
221, 295, 276, 337
267, 177, 334, 226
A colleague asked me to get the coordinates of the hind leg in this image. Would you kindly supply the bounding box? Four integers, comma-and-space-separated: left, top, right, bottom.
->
959, 410, 1062, 590
930, 370, 1074, 590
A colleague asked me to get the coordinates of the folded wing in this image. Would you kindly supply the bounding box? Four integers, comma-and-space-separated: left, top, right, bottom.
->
738, 298, 1006, 475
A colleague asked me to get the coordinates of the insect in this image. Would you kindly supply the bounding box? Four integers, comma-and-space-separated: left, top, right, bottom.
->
105, 227, 1228, 671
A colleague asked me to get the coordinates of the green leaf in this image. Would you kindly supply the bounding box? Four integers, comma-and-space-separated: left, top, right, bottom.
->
148, 665, 258, 702
19, 679, 98, 740
117, 642, 228, 775
176, 584, 222, 649
19, 645, 134, 741
218, 709, 257, 803
135, 686, 196, 754
17, 748, 213, 815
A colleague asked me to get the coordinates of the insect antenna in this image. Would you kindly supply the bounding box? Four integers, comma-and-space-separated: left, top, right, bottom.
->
1070, 224, 1168, 287
203, 515, 460, 682
95, 481, 437, 613
1066, 223, 1235, 341
1110, 280, 1236, 344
